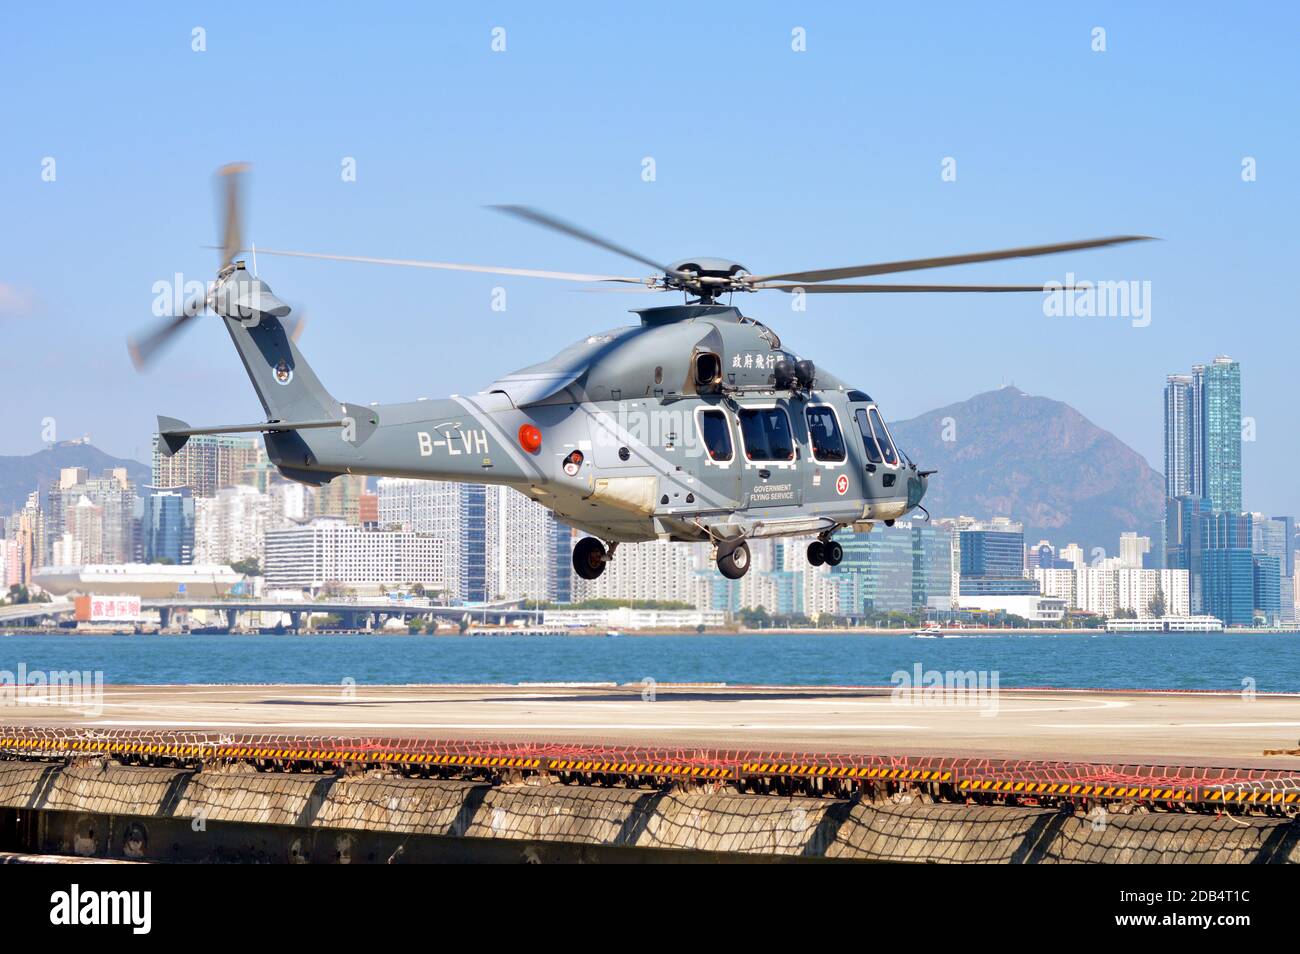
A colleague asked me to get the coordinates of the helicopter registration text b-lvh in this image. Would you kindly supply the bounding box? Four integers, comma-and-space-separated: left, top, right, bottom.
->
134, 166, 1148, 581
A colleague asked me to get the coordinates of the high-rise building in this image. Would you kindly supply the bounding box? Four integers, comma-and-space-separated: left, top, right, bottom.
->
834, 528, 914, 614
50, 533, 83, 566
1027, 541, 1073, 570
269, 481, 313, 524
376, 477, 539, 604
1163, 370, 1204, 499
194, 485, 272, 568
151, 433, 259, 498
67, 496, 104, 564
1253, 555, 1282, 624
948, 519, 1038, 597
1164, 357, 1241, 509
15, 494, 45, 583
460, 483, 488, 603
1, 539, 19, 587
697, 539, 799, 616
1198, 510, 1254, 627
1202, 356, 1242, 514
1163, 356, 1250, 626
832, 522, 953, 615
358, 492, 379, 529
1058, 543, 1085, 570
485, 484, 571, 602
45, 467, 136, 565
136, 486, 195, 565
1251, 514, 1294, 623
1119, 532, 1151, 568
315, 474, 367, 524
263, 517, 446, 594
573, 538, 704, 606
1034, 566, 1189, 618
378, 478, 475, 601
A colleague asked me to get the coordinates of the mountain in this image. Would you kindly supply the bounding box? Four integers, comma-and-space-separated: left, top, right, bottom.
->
889, 386, 1165, 554
0, 442, 151, 514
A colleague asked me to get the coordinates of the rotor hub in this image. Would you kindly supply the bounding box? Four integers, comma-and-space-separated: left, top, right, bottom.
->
663, 257, 752, 301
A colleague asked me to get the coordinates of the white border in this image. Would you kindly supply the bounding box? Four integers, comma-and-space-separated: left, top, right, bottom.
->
804, 402, 848, 468
867, 405, 902, 469
693, 405, 736, 469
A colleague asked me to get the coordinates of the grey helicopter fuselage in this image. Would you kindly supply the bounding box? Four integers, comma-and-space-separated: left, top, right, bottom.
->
148, 166, 1148, 579
168, 269, 928, 567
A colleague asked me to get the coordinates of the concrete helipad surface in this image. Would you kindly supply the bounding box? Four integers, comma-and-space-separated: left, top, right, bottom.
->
5, 683, 1300, 768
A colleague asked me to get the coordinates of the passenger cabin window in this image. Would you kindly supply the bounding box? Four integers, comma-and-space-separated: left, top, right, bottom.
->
738, 407, 795, 461
698, 409, 733, 462
805, 406, 846, 462
854, 408, 883, 463
869, 407, 899, 465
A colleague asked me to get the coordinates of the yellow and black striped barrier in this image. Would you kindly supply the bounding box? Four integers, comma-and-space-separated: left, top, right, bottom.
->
740, 762, 952, 782
548, 759, 730, 779
4, 732, 1298, 810
1204, 788, 1300, 805
957, 778, 1193, 801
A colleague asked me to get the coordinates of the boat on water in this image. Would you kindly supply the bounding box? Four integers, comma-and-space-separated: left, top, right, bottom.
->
911, 622, 971, 639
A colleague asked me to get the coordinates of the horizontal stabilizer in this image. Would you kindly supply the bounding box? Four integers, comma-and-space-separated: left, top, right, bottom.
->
156, 414, 346, 457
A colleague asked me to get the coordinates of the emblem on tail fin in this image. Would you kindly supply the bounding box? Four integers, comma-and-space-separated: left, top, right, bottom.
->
274, 359, 293, 385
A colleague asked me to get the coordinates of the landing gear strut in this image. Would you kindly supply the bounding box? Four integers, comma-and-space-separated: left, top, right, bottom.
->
572, 537, 608, 580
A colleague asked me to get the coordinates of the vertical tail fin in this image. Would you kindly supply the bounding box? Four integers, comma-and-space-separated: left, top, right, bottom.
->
222, 313, 338, 423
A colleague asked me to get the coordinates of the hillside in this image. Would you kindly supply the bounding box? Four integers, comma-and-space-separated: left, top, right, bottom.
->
889, 386, 1165, 553
0, 442, 150, 514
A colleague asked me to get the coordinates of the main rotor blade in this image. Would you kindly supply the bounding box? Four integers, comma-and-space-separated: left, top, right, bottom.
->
749, 235, 1153, 284
490, 205, 686, 279
127, 294, 206, 370
756, 282, 1055, 293
571, 286, 665, 293
246, 247, 649, 284
218, 162, 250, 269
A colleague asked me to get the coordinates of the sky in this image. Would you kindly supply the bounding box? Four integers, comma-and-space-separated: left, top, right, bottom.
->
1, 3, 1297, 515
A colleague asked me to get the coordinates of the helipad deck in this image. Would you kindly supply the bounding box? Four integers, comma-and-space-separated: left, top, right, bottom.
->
3, 683, 1299, 767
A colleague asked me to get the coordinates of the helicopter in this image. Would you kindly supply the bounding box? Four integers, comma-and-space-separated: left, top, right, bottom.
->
130, 165, 1149, 581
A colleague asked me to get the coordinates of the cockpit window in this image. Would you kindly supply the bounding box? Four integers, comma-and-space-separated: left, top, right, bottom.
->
697, 409, 733, 462
854, 408, 882, 463
868, 407, 899, 465
805, 406, 846, 462
738, 407, 795, 461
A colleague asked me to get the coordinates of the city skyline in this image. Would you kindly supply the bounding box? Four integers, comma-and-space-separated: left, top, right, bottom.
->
2, 6, 1298, 518
9, 427, 1293, 626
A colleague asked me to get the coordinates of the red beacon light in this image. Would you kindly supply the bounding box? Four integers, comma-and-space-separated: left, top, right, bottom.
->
518, 423, 542, 454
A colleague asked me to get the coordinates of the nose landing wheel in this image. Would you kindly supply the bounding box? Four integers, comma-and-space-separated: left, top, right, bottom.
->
572, 537, 608, 580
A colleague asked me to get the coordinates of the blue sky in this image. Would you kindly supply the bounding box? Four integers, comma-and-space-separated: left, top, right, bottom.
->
2, 3, 1297, 515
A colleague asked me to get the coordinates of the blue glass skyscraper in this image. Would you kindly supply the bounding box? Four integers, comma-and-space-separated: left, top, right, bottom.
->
957, 527, 1038, 596
1202, 357, 1242, 514
136, 486, 195, 565
1164, 356, 1246, 625
1199, 510, 1254, 626
460, 483, 487, 602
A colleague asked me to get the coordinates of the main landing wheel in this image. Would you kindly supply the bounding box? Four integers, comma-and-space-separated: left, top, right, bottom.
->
824, 540, 844, 567
573, 537, 607, 580
806, 540, 825, 567
717, 542, 751, 580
